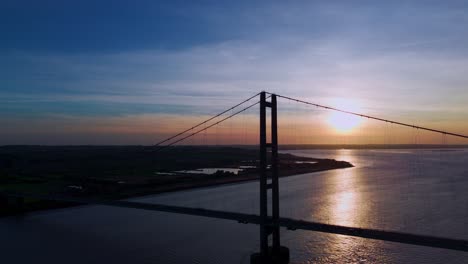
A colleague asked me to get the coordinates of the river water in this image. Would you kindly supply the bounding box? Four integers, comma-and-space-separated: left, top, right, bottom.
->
1, 149, 468, 263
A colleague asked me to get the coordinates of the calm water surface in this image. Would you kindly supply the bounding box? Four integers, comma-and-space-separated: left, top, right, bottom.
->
1, 149, 468, 263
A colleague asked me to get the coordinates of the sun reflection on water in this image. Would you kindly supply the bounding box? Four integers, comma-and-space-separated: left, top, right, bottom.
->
333, 191, 357, 224
317, 149, 373, 260
325, 149, 364, 226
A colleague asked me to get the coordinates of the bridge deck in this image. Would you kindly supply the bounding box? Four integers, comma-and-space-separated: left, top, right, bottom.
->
4, 193, 468, 253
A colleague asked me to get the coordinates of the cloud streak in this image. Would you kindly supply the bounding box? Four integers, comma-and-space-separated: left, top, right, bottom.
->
2, 1, 468, 144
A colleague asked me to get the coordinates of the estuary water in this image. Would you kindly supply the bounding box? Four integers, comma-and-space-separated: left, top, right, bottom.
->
1, 149, 468, 263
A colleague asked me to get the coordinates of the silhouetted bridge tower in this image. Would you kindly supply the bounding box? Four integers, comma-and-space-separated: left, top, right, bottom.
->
3, 91, 468, 264
251, 92, 290, 263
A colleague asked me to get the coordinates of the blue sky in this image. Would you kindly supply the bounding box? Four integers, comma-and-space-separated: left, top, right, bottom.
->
2, 1, 468, 144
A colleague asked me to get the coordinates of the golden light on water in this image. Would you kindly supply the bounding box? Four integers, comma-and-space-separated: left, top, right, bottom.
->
326, 149, 363, 227
319, 150, 383, 260
334, 191, 358, 222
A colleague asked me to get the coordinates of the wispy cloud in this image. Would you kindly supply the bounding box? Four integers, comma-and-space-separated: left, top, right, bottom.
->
2, 1, 468, 144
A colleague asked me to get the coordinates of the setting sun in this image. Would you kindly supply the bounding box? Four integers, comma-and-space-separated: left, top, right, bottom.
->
326, 99, 363, 133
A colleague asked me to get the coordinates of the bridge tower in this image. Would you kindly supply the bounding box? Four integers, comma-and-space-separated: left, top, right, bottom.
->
251, 92, 290, 264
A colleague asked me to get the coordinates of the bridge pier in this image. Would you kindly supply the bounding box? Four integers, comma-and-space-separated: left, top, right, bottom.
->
250, 246, 290, 264
251, 92, 289, 264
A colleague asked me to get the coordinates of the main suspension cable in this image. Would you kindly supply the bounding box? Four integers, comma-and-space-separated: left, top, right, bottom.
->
154, 92, 261, 146
156, 97, 267, 151
273, 93, 468, 140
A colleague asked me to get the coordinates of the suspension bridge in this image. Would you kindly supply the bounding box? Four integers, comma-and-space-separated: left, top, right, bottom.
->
2, 91, 468, 263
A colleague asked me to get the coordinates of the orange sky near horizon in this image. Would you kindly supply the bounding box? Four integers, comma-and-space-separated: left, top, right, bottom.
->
2, 102, 468, 146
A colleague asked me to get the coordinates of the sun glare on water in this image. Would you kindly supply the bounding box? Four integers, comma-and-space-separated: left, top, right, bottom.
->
327, 99, 363, 133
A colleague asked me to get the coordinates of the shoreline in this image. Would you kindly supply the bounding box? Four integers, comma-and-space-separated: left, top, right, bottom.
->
1, 157, 353, 216
0, 146, 353, 216
86, 155, 353, 200
119, 161, 354, 199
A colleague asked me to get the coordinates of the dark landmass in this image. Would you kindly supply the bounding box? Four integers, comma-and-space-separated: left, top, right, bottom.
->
0, 145, 352, 216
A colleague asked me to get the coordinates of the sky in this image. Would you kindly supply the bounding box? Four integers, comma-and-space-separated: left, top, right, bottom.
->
2, 1, 468, 145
